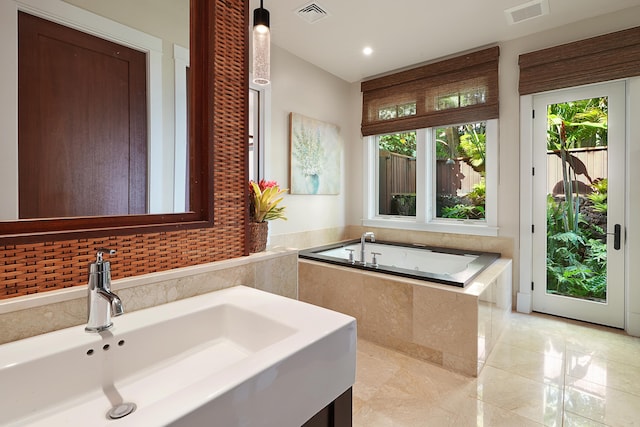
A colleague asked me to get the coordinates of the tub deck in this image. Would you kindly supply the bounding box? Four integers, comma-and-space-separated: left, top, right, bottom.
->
298, 240, 500, 287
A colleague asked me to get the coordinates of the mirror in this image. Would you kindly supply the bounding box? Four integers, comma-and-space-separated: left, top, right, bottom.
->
0, 0, 213, 243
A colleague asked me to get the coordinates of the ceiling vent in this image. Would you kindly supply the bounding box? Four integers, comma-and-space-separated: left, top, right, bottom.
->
505, 0, 549, 25
295, 2, 330, 24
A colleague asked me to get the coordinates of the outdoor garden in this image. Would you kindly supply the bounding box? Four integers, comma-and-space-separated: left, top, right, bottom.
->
545, 97, 609, 301
378, 97, 609, 301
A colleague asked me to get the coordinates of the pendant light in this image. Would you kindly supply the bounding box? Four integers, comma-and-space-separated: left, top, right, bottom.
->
253, 0, 270, 85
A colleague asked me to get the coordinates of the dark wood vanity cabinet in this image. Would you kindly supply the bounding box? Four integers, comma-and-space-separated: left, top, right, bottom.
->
302, 388, 352, 427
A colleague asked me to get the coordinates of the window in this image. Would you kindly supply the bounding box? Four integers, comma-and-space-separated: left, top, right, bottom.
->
377, 131, 417, 217
364, 120, 497, 235
361, 47, 499, 235
434, 122, 487, 221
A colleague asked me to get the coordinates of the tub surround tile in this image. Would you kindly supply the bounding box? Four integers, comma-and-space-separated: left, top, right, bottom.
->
360, 277, 413, 343
0, 250, 298, 345
269, 227, 349, 250
374, 336, 444, 367
442, 353, 480, 377
413, 287, 478, 358
299, 257, 513, 376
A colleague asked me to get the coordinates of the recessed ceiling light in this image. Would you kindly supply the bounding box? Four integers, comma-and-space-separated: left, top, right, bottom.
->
363, 47, 373, 56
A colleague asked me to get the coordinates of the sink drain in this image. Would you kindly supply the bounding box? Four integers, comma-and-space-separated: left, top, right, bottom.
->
107, 402, 137, 420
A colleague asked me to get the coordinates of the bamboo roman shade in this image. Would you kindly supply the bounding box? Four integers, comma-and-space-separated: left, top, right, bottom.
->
519, 26, 640, 95
361, 46, 499, 136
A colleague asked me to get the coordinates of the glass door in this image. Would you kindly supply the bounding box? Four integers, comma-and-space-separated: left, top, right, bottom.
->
532, 81, 625, 328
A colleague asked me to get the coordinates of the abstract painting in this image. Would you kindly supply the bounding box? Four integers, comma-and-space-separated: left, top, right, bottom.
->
289, 112, 341, 195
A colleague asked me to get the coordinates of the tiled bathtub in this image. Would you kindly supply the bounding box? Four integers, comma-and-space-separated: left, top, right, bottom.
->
298, 256, 512, 376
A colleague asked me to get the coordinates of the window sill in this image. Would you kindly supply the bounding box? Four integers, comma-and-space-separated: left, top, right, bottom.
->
362, 217, 499, 237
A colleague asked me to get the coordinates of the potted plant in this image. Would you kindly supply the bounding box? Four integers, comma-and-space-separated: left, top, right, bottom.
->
248, 180, 287, 252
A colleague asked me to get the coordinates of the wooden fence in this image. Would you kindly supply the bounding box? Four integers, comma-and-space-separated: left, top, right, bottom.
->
546, 146, 607, 195
435, 159, 483, 195
378, 151, 481, 214
379, 150, 416, 214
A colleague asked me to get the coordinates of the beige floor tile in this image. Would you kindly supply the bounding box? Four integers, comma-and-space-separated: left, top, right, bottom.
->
497, 323, 567, 356
486, 341, 564, 386
566, 350, 640, 397
474, 365, 563, 426
355, 384, 459, 427
354, 350, 402, 402
353, 311, 640, 427
566, 332, 640, 370
563, 411, 607, 427
450, 398, 545, 426
564, 382, 640, 426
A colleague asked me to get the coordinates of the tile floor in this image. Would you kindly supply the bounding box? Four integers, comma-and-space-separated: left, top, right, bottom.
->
353, 312, 640, 426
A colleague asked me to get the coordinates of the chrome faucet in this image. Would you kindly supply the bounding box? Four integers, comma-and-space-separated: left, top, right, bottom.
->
85, 249, 123, 332
359, 232, 376, 265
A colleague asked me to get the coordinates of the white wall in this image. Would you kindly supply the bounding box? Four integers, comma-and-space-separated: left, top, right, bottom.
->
626, 77, 640, 335
266, 45, 356, 240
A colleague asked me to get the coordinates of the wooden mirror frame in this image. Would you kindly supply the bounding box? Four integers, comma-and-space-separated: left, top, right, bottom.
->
0, 0, 217, 245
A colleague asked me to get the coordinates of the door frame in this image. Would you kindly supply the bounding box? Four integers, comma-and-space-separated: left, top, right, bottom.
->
518, 79, 632, 331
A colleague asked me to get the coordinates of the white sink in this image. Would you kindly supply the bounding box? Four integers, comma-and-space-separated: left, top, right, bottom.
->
0, 286, 357, 426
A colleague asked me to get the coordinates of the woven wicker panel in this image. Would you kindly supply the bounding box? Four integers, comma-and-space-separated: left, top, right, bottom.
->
0, 0, 248, 300
519, 26, 640, 95
361, 46, 499, 137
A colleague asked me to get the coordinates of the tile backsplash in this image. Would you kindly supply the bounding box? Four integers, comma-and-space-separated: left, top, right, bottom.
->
0, 249, 298, 345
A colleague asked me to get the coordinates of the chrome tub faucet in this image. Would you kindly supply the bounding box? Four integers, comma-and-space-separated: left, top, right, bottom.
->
359, 232, 375, 265
85, 248, 123, 332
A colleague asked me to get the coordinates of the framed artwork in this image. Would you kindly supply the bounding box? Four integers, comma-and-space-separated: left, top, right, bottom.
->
289, 112, 341, 195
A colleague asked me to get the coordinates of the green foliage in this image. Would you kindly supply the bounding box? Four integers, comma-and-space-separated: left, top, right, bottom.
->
587, 178, 608, 213
547, 98, 608, 150
379, 132, 416, 157
545, 196, 606, 301
544, 98, 608, 301
391, 194, 416, 216
467, 180, 485, 206
440, 179, 486, 220
435, 122, 487, 171
458, 124, 486, 174
441, 204, 485, 220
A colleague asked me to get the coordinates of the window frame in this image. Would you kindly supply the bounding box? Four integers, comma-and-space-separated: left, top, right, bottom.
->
249, 76, 271, 182
363, 119, 498, 236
